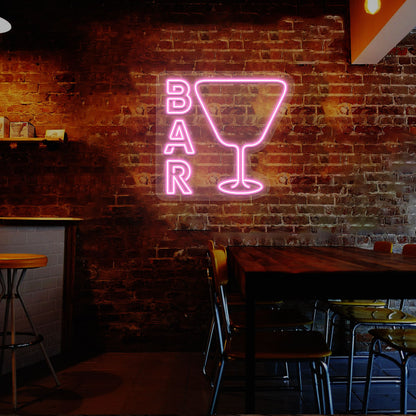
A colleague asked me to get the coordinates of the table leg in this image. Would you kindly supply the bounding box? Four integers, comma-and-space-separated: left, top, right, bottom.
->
245, 276, 255, 413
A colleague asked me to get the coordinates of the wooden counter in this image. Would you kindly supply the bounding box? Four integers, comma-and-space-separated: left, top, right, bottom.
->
0, 217, 82, 356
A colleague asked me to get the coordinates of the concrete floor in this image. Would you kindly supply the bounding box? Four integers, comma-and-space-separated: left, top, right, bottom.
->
0, 350, 414, 415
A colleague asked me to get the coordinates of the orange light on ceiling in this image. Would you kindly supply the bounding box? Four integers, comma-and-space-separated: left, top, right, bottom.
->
365, 0, 381, 14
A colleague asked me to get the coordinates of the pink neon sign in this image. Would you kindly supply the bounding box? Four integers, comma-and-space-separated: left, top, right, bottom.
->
157, 73, 290, 200
165, 159, 193, 195
166, 79, 192, 114
194, 78, 287, 195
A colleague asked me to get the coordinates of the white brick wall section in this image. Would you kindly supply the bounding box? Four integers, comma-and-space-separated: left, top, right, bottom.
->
0, 225, 64, 374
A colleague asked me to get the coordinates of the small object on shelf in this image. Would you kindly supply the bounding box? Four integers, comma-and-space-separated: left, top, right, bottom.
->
0, 116, 10, 138
45, 129, 66, 141
10, 121, 35, 138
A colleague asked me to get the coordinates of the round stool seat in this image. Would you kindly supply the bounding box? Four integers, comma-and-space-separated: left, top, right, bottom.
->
0, 253, 48, 269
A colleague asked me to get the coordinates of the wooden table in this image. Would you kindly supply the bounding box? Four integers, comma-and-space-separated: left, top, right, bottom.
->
227, 246, 416, 413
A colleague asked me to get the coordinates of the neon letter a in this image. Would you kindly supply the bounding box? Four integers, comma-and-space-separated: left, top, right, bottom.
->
164, 119, 195, 155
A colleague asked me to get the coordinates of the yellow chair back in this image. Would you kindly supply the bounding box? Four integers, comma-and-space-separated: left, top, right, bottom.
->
208, 240, 228, 293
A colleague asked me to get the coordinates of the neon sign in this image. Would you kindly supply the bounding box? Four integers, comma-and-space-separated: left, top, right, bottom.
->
157, 73, 290, 200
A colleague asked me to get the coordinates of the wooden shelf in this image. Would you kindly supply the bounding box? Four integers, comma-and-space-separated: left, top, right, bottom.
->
0, 137, 66, 143
0, 217, 82, 222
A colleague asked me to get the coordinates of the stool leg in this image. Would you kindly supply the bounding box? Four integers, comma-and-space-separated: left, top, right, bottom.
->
16, 270, 60, 387
0, 270, 10, 374
10, 270, 17, 411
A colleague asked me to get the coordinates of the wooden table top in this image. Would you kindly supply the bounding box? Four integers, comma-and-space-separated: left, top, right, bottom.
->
228, 246, 416, 299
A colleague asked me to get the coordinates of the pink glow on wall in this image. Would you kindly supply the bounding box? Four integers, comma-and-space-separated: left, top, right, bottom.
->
166, 79, 193, 115
164, 119, 195, 155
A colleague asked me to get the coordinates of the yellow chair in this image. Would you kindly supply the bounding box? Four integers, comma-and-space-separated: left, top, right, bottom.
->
327, 241, 416, 412
326, 241, 416, 412
208, 243, 333, 415
362, 243, 416, 413
203, 241, 312, 379
363, 328, 416, 414
202, 240, 312, 378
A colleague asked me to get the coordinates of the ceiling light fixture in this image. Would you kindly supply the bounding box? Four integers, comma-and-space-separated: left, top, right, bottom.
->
365, 0, 381, 15
0, 17, 11, 33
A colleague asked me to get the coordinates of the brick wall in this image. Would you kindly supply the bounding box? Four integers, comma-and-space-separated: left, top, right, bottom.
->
0, 0, 415, 352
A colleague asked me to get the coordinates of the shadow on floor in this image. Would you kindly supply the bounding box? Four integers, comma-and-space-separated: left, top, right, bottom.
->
0, 351, 415, 415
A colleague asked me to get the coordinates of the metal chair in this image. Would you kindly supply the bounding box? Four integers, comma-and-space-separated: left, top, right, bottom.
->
362, 244, 416, 413
208, 243, 333, 415
363, 328, 416, 414
203, 240, 312, 380
326, 241, 416, 411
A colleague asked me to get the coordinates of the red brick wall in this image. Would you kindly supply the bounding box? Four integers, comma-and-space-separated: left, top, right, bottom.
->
0, 1, 415, 351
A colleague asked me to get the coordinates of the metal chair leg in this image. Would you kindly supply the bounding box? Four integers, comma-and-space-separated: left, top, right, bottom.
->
400, 352, 408, 415
209, 358, 225, 416
346, 324, 359, 412
310, 360, 323, 414
203, 316, 215, 376
362, 337, 376, 414
319, 360, 334, 415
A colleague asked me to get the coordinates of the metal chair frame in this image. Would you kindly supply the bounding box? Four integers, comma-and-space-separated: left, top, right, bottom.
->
203, 241, 312, 381
362, 244, 416, 414
328, 307, 416, 412
209, 285, 333, 415
322, 241, 408, 412
207, 243, 333, 415
363, 331, 416, 414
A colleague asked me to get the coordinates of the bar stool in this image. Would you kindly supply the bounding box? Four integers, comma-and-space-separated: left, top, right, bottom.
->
0, 253, 60, 410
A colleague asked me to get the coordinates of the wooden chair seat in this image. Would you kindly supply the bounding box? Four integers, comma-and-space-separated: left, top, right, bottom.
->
368, 328, 416, 352
327, 299, 386, 307
230, 307, 313, 330
227, 330, 332, 360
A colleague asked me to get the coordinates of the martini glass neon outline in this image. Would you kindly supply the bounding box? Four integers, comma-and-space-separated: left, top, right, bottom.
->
194, 78, 288, 195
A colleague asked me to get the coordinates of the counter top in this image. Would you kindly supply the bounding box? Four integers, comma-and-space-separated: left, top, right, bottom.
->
0, 217, 83, 222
